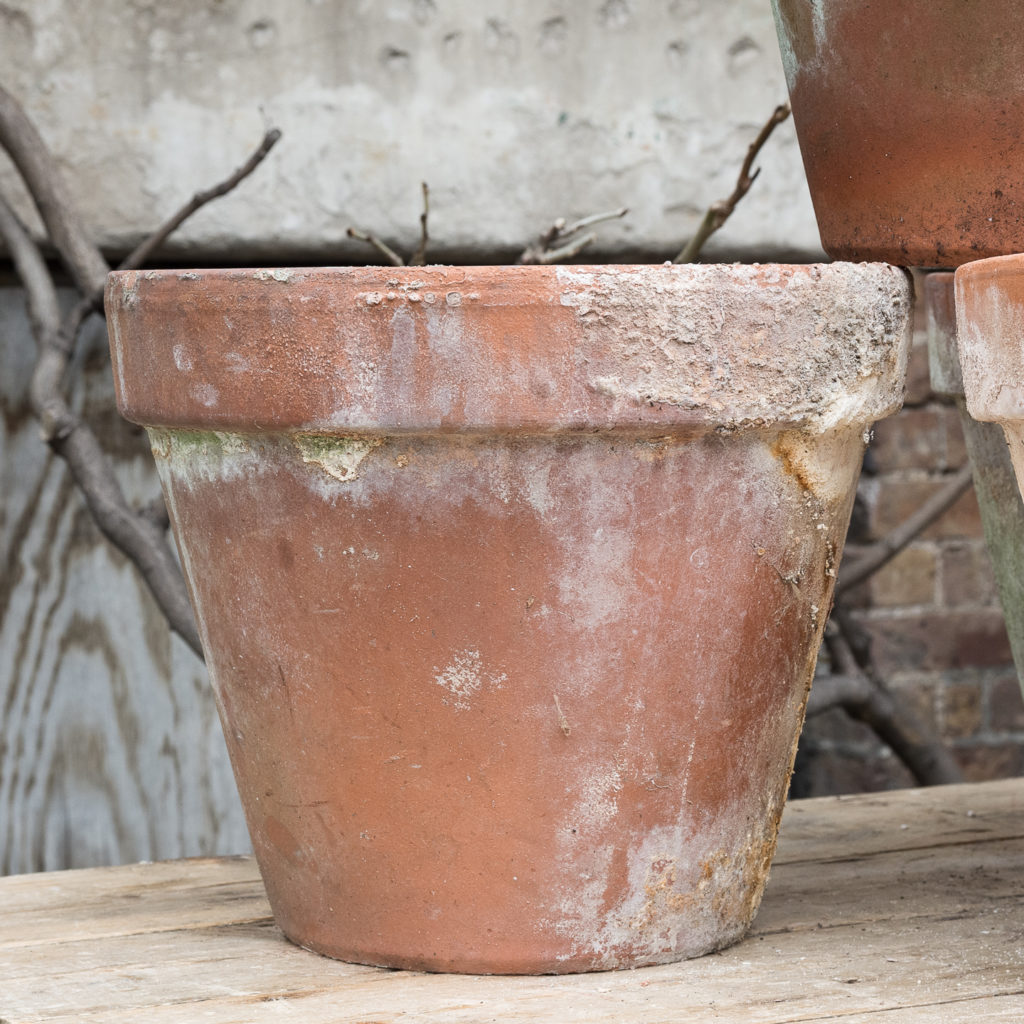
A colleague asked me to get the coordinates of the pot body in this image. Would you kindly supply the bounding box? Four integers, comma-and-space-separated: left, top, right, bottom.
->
106, 265, 911, 973
772, 1, 1024, 267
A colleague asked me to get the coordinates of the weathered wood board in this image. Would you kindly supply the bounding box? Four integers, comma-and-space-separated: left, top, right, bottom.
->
1, 780, 1021, 1023
0, 287, 250, 875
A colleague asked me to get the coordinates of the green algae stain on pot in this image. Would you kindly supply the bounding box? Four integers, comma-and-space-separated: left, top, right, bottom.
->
147, 429, 261, 481
292, 434, 383, 483
147, 428, 386, 488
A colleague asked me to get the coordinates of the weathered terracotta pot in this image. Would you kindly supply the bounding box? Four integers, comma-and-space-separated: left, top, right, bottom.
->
105, 264, 911, 974
772, 1, 1024, 267
957, 255, 1024, 496
926, 272, 1024, 696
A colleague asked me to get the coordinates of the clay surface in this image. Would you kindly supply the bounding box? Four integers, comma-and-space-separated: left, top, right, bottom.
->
106, 265, 911, 973
107, 264, 909, 437
773, 0, 1024, 266
957, 255, 1024, 495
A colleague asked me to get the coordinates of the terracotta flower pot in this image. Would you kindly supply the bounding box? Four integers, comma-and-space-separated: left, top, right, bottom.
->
105, 263, 911, 974
926, 272, 1024, 696
957, 255, 1024, 496
772, 1, 1024, 267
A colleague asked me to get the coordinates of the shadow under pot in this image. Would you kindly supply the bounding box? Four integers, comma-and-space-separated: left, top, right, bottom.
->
772, 0, 1024, 267
105, 263, 912, 974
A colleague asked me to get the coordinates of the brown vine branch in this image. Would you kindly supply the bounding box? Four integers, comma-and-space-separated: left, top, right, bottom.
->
346, 226, 405, 266
0, 87, 281, 660
0, 83, 109, 295
673, 102, 790, 264
811, 610, 963, 787
347, 180, 432, 267
118, 127, 282, 277
517, 206, 628, 265
837, 463, 974, 596
0, 194, 202, 656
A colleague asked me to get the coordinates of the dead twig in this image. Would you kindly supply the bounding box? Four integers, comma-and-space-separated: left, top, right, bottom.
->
673, 102, 790, 264
0, 83, 109, 295
518, 207, 628, 265
346, 226, 406, 267
811, 609, 963, 787
837, 464, 974, 596
0, 195, 202, 656
347, 181, 431, 267
119, 128, 282, 276
0, 86, 281, 659
409, 181, 429, 267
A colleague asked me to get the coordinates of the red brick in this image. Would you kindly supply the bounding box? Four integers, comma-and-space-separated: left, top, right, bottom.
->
868, 478, 983, 541
988, 672, 1024, 732
940, 542, 999, 607
889, 674, 939, 729
942, 405, 969, 470
941, 682, 984, 739
870, 406, 946, 472
904, 332, 933, 407
858, 609, 1012, 675
952, 743, 1024, 782
868, 545, 936, 607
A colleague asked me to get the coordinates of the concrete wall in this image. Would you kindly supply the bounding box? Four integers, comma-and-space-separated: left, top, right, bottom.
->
1, 0, 823, 263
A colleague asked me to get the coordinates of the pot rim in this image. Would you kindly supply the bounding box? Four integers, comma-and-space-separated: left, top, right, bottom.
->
106, 262, 911, 438
955, 254, 1024, 425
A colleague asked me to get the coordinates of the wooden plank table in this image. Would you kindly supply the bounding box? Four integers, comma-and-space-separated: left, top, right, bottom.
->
2, 779, 1022, 1023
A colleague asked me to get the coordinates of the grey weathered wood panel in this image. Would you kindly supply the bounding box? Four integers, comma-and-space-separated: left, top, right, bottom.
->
0, 286, 250, 875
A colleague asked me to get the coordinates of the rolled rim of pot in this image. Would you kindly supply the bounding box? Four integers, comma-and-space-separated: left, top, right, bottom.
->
956, 255, 1024, 426
105, 263, 912, 438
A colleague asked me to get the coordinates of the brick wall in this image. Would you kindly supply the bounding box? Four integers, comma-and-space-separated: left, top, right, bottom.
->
792, 280, 1024, 796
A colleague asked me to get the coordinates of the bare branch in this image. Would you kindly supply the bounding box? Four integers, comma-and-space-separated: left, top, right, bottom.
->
56, 294, 101, 356
673, 102, 790, 264
518, 206, 627, 265
837, 464, 974, 595
119, 128, 282, 275
534, 231, 599, 265
560, 207, 630, 237
409, 181, 430, 267
0, 83, 109, 295
0, 194, 202, 656
346, 226, 405, 267
140, 495, 171, 533
56, 426, 203, 655
814, 611, 963, 786
0, 195, 60, 342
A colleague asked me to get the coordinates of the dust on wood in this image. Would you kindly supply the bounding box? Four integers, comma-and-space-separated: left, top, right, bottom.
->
0, 780, 1020, 1023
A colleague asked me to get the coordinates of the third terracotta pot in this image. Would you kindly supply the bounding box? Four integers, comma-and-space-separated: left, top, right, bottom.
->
105, 263, 911, 974
772, 0, 1024, 267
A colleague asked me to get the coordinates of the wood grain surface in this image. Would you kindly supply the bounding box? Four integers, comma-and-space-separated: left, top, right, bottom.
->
1, 779, 1021, 1023
0, 287, 250, 875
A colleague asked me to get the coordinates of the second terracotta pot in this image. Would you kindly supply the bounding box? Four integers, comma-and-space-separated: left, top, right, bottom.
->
106, 264, 911, 974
